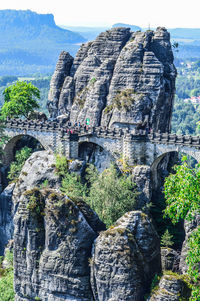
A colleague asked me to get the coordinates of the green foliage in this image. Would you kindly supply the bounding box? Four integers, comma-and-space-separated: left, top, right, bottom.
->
55, 155, 70, 178
171, 59, 200, 136
4, 251, 13, 268
85, 164, 137, 227
150, 274, 160, 295
0, 269, 14, 301
57, 158, 137, 227
0, 77, 50, 116
112, 89, 143, 111
186, 227, 200, 300
25, 188, 45, 219
171, 97, 200, 135
160, 229, 174, 247
90, 77, 97, 84
164, 158, 200, 299
8, 146, 33, 182
0, 249, 14, 301
164, 160, 200, 223
61, 173, 87, 200
104, 104, 113, 114
0, 81, 40, 119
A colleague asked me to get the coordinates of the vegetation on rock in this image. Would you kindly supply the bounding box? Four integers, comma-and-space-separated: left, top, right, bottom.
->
85, 164, 137, 227
8, 146, 33, 182
0, 250, 14, 301
55, 155, 137, 227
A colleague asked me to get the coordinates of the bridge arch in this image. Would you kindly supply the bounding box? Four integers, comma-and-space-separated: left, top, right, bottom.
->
3, 134, 47, 165
151, 148, 199, 190
78, 138, 117, 172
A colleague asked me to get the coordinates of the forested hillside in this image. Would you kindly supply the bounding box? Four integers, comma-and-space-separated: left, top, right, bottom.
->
171, 60, 200, 135
0, 10, 85, 76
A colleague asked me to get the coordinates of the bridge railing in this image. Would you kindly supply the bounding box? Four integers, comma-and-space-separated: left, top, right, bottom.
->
4, 118, 147, 139
148, 132, 200, 147
4, 119, 200, 147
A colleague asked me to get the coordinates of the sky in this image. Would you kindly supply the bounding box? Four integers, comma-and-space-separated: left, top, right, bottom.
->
0, 0, 200, 28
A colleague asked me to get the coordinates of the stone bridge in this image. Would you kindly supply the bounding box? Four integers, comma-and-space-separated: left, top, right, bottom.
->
3, 119, 200, 168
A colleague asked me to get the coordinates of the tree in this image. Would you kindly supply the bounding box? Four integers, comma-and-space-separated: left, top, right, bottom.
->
160, 229, 174, 247
0, 81, 40, 119
86, 164, 137, 227
164, 157, 200, 300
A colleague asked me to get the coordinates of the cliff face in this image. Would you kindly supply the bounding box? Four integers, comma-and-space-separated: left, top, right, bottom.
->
48, 27, 176, 132
13, 151, 106, 301
12, 151, 160, 301
0, 183, 14, 256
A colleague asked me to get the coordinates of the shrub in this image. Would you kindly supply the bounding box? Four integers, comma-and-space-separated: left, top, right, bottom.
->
0, 250, 14, 301
55, 154, 69, 178
8, 146, 32, 182
85, 164, 137, 227
0, 269, 14, 301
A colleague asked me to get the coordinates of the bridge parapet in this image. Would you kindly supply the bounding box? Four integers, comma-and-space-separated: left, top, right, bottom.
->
4, 119, 200, 166
148, 132, 200, 147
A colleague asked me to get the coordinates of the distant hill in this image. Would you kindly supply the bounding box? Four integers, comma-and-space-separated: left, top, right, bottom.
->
168, 28, 200, 60
0, 10, 86, 76
112, 23, 141, 31
169, 28, 200, 40
61, 24, 142, 42
60, 25, 109, 41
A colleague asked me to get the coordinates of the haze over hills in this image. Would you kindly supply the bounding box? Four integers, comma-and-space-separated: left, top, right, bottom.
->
0, 10, 86, 76
0, 10, 200, 76
112, 23, 141, 31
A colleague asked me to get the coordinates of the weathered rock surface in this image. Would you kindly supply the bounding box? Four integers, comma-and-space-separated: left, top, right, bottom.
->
149, 274, 191, 301
0, 183, 15, 255
131, 165, 151, 209
13, 151, 105, 301
47, 51, 74, 118
91, 211, 161, 301
48, 27, 176, 132
161, 248, 179, 272
179, 213, 200, 274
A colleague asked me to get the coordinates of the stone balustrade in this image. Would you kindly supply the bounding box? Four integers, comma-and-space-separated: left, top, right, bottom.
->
3, 119, 200, 166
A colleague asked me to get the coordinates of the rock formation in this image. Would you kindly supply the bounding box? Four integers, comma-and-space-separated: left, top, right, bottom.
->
149, 273, 191, 301
91, 211, 161, 301
161, 248, 179, 272
13, 151, 105, 301
0, 183, 15, 255
48, 27, 176, 132
131, 165, 151, 209
179, 214, 200, 274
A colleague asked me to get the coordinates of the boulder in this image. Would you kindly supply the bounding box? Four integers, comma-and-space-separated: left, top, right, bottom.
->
91, 211, 161, 301
149, 273, 191, 301
161, 248, 180, 272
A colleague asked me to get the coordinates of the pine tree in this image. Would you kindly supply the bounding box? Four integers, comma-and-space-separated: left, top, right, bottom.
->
160, 229, 174, 247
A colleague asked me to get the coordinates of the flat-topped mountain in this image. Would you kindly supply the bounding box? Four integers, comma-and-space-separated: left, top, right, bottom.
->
0, 10, 85, 44
0, 10, 86, 75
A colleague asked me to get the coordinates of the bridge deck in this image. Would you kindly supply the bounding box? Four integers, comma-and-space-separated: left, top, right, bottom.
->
4, 119, 200, 148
